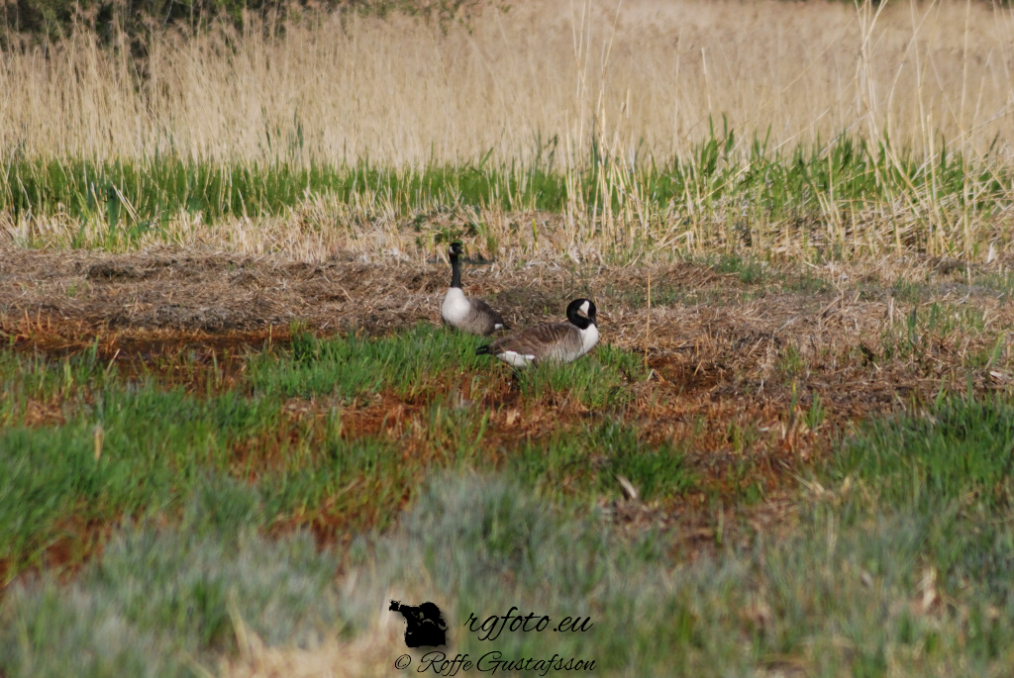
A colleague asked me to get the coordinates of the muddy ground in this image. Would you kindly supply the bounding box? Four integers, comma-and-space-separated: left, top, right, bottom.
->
2, 246, 1012, 553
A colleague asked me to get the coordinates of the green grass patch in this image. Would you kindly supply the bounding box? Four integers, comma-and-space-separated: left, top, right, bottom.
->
891, 277, 925, 304
249, 325, 648, 407
6, 430, 1014, 677
248, 324, 489, 401
709, 253, 769, 285
1, 157, 568, 229
971, 269, 1014, 297
366, 474, 1014, 675
0, 381, 282, 579
514, 343, 649, 408
0, 332, 653, 580
508, 419, 695, 503
0, 523, 341, 678
826, 394, 1014, 511
4, 128, 1011, 249
0, 342, 117, 423
0, 362, 431, 579
9, 326, 1014, 675
255, 425, 412, 533
820, 395, 1014, 604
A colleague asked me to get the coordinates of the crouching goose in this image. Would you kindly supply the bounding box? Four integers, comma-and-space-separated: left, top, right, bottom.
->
476, 298, 599, 367
441, 241, 506, 336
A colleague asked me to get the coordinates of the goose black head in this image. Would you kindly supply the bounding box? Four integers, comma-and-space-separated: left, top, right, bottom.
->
449, 241, 464, 258
565, 298, 597, 329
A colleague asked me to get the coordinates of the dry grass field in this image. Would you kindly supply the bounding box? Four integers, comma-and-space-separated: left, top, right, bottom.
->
3, 1, 1014, 676
4, 0, 1013, 165
2, 0, 1014, 261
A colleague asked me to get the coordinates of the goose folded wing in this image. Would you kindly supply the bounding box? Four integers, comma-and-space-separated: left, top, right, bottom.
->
471, 298, 507, 328
489, 322, 578, 359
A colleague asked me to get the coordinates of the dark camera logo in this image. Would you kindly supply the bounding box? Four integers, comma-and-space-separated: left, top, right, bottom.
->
389, 600, 448, 649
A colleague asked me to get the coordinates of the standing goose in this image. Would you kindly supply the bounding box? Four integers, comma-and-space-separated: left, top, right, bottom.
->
441, 241, 506, 336
476, 298, 599, 367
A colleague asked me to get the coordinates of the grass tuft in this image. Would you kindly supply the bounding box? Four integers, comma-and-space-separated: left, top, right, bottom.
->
249, 325, 487, 401
0, 525, 341, 678
826, 395, 1014, 511
514, 343, 649, 408
509, 419, 695, 503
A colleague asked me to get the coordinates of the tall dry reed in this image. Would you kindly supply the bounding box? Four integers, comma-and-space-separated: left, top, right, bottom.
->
2, 0, 1012, 167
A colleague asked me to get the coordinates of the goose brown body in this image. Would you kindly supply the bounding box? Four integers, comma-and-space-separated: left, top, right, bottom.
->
476, 299, 598, 367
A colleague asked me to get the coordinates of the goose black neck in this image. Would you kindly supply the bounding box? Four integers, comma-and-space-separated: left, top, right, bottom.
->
567, 307, 593, 330
450, 253, 462, 289
568, 314, 592, 330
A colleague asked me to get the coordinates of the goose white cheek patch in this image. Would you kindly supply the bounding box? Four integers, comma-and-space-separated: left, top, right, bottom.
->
499, 351, 536, 367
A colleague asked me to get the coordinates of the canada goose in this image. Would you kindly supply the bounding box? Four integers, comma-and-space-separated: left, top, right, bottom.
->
441, 241, 506, 336
475, 298, 599, 367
